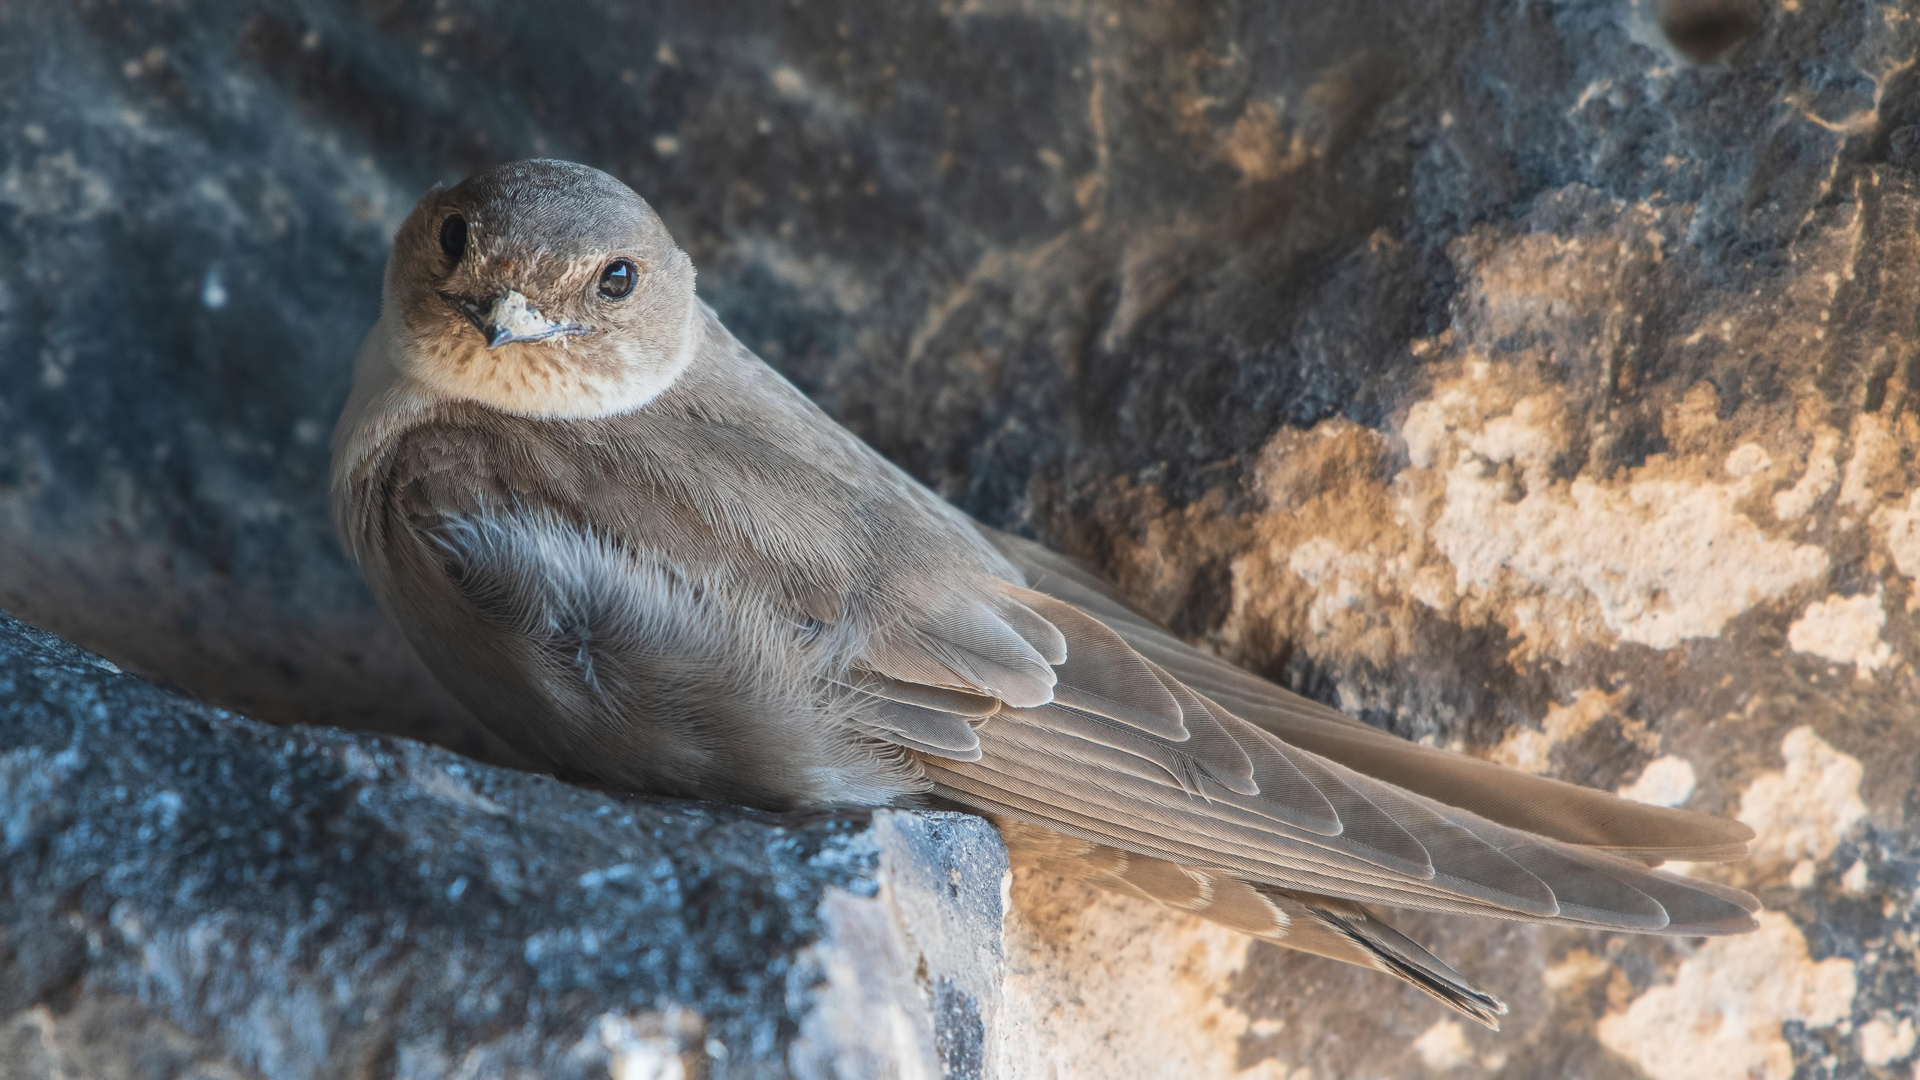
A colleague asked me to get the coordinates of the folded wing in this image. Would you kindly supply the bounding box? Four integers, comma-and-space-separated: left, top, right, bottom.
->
847, 531, 1758, 944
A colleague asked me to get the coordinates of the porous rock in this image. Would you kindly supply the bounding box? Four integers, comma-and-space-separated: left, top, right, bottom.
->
3, 0, 1919, 1077
0, 612, 1007, 1079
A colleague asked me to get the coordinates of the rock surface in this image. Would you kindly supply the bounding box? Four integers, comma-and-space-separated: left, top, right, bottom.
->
0, 612, 1008, 1079
4, 0, 1920, 1077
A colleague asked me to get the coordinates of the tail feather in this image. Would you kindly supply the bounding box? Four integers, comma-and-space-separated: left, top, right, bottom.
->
1001, 819, 1508, 1028
1261, 890, 1506, 1029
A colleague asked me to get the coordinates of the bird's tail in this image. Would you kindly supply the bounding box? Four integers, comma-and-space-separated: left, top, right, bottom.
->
1000, 818, 1507, 1028
1251, 888, 1506, 1028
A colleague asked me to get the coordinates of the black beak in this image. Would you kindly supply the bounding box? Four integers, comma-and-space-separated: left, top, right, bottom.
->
443, 293, 496, 340
440, 290, 586, 349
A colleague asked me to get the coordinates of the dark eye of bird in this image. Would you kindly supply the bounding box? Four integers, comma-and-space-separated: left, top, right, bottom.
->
439, 214, 467, 266
598, 259, 637, 299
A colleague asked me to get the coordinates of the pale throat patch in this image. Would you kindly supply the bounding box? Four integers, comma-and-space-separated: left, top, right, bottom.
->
403, 299, 700, 420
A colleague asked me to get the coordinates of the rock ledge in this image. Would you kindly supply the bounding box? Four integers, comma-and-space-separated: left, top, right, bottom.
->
0, 612, 1007, 1080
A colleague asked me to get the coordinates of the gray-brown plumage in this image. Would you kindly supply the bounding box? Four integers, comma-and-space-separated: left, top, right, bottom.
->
333, 160, 1758, 1028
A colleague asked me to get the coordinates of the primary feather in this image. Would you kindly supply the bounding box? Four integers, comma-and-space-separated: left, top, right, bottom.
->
333, 160, 1757, 1028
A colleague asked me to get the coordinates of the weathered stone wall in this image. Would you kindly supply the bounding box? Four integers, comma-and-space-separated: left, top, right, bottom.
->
3, 0, 1918, 1077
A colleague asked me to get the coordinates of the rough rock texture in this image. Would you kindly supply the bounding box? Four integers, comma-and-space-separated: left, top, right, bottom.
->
0, 612, 1008, 1078
4, 0, 1920, 1077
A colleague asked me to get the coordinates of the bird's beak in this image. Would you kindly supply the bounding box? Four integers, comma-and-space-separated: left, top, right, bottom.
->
443, 290, 585, 348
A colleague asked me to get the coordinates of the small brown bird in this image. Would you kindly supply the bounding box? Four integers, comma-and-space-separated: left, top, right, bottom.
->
332, 160, 1757, 1027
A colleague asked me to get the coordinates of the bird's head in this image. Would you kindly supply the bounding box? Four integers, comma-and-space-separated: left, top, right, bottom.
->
385, 159, 698, 418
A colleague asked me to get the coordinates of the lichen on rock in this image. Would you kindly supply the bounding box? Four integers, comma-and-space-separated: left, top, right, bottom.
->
1595, 912, 1857, 1080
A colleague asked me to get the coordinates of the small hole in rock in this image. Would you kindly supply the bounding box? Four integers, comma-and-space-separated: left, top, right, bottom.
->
1657, 0, 1764, 63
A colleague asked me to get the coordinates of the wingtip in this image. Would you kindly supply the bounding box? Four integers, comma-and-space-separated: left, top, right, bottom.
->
1635, 868, 1763, 933
1687, 907, 1762, 935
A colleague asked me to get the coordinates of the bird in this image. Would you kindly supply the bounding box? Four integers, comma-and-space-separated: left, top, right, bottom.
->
332, 159, 1758, 1028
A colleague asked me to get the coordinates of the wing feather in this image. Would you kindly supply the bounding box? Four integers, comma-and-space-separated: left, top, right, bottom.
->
995, 596, 1068, 664
1141, 661, 1256, 791
989, 531, 1754, 864
866, 699, 983, 759
844, 669, 1000, 717
961, 730, 1564, 915
845, 529, 1757, 937
865, 620, 1055, 707
1008, 587, 1187, 740
926, 761, 1570, 920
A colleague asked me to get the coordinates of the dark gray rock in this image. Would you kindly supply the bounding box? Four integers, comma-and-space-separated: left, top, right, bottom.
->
5, 0, 1920, 1075
0, 611, 1008, 1078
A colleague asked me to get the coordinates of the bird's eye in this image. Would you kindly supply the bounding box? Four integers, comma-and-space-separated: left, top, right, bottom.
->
439, 214, 468, 266
598, 259, 638, 300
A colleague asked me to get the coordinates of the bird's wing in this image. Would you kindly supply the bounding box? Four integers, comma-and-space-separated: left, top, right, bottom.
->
851, 531, 1759, 936
990, 533, 1756, 864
